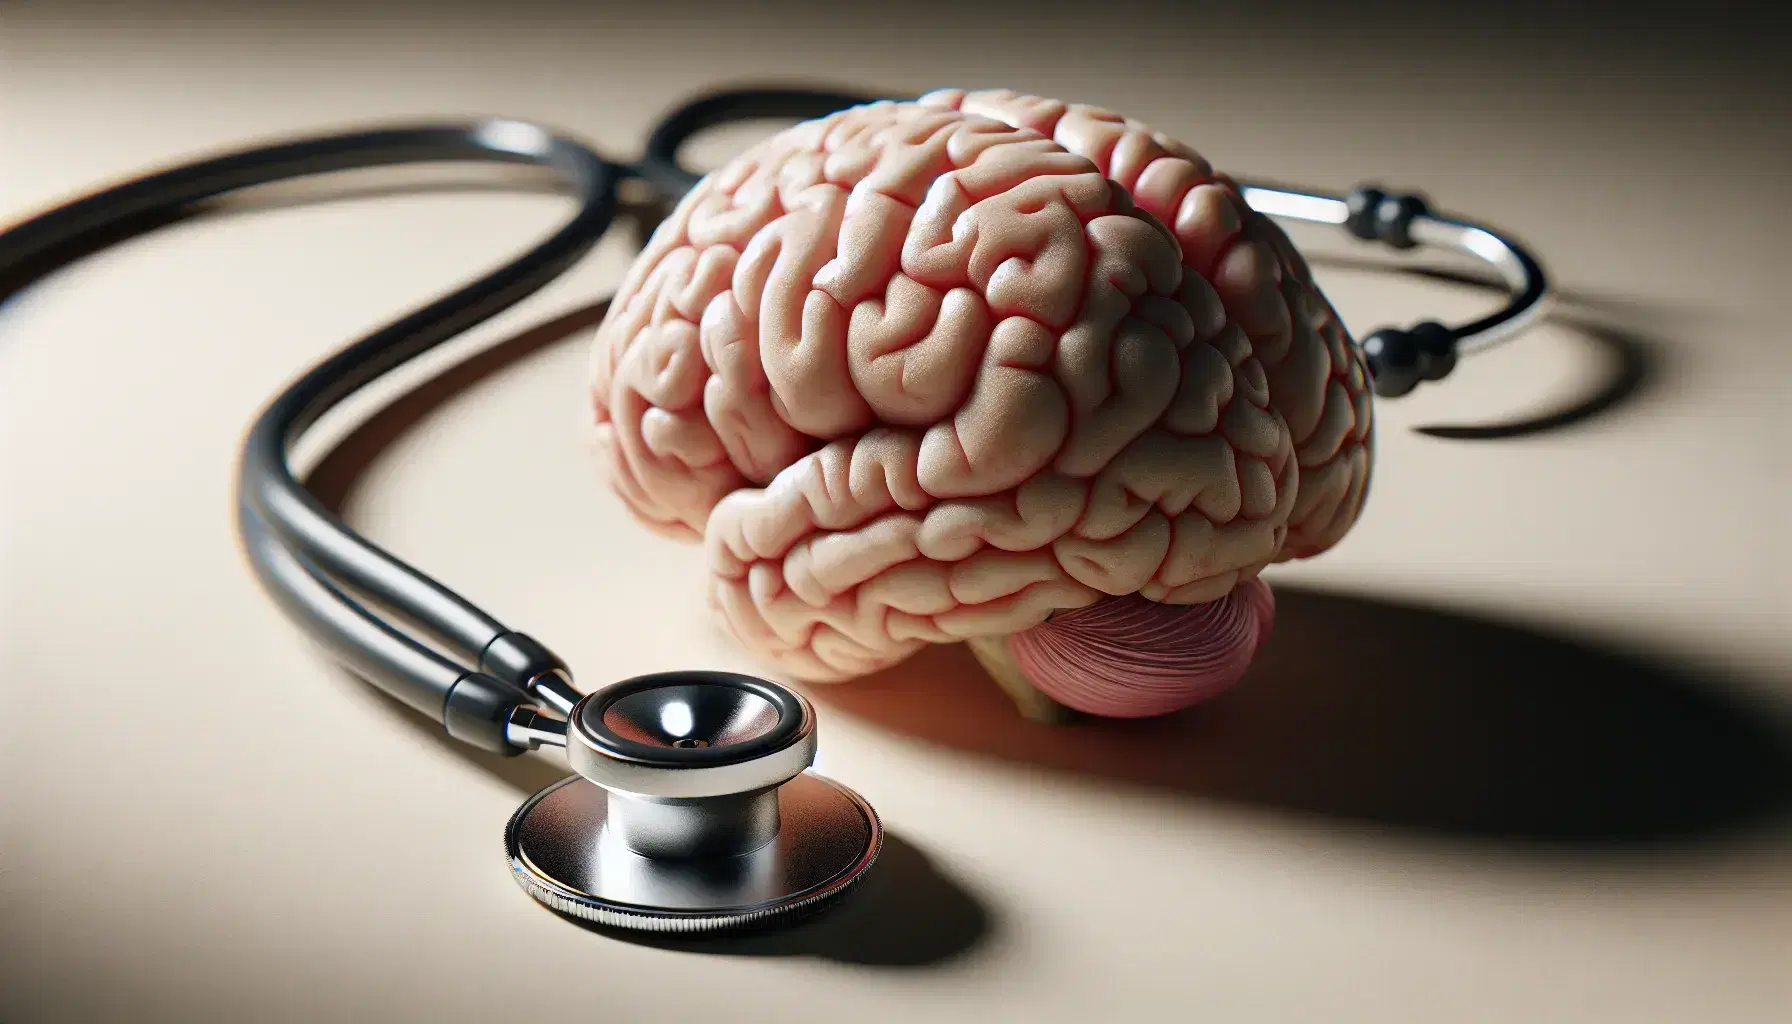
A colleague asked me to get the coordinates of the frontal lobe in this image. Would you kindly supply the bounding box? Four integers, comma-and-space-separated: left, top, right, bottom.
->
589, 93, 1373, 683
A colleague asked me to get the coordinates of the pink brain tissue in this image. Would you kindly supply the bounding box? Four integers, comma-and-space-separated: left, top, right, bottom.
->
590, 88, 1374, 722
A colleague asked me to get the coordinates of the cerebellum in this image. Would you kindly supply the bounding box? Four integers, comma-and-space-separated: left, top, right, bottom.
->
1004, 575, 1276, 718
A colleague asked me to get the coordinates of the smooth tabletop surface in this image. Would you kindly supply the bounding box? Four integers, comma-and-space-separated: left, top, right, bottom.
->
4, 3, 1789, 1021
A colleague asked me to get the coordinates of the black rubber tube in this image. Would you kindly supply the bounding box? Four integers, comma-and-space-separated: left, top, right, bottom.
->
237, 498, 469, 719
232, 125, 620, 663
0, 119, 621, 726
638, 86, 887, 197
240, 496, 532, 754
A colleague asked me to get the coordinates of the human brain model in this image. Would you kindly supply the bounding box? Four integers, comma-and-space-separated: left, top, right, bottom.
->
589, 88, 1374, 721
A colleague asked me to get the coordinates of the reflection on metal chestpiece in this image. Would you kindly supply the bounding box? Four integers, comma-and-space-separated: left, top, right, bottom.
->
506, 671, 881, 934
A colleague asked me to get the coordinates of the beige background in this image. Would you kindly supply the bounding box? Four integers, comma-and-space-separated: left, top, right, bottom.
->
3, 2, 1789, 1021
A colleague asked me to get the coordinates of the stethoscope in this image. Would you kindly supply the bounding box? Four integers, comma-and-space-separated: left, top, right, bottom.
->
0, 85, 1548, 935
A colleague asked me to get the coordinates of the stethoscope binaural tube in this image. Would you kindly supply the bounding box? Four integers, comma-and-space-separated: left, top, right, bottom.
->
1237, 181, 1550, 386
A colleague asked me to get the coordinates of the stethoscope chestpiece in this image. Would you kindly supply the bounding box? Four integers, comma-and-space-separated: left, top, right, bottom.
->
505, 671, 882, 934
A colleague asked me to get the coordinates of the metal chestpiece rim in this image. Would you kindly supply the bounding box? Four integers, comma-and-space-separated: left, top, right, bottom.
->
566, 670, 818, 800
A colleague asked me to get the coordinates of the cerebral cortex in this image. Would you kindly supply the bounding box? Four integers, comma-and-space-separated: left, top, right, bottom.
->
589, 89, 1374, 685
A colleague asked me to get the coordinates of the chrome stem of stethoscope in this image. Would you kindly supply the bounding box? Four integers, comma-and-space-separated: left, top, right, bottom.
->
503, 705, 569, 750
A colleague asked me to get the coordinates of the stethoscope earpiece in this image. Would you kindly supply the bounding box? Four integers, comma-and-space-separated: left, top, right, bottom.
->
505, 672, 881, 934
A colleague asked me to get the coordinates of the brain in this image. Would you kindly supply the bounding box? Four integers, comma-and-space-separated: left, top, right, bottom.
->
589, 88, 1374, 713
